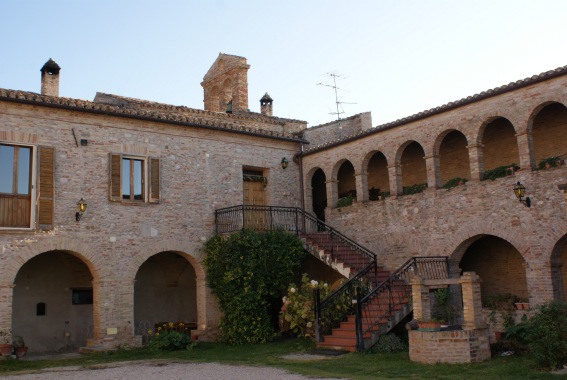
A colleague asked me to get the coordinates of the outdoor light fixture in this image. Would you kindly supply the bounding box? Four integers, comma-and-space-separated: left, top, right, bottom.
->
281, 157, 289, 169
513, 182, 531, 208
76, 198, 87, 221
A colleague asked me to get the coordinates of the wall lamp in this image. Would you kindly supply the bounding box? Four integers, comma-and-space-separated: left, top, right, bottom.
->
76, 198, 87, 221
513, 182, 531, 208
281, 157, 289, 169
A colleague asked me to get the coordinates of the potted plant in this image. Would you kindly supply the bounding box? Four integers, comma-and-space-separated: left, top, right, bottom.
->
0, 329, 13, 356
12, 335, 27, 358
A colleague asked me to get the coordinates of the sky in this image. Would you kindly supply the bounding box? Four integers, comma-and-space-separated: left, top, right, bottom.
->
1, 1, 567, 128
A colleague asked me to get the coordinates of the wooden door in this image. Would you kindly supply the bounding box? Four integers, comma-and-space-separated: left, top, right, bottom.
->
243, 180, 267, 230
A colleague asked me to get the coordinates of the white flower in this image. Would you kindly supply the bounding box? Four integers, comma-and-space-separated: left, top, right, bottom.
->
306, 322, 312, 328
310, 280, 318, 287
290, 287, 296, 293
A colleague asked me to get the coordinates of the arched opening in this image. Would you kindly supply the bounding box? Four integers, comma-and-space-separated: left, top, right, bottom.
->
12, 251, 94, 353
337, 160, 356, 200
366, 151, 389, 200
438, 130, 470, 185
459, 236, 528, 302
532, 102, 567, 167
311, 168, 327, 222
400, 141, 427, 193
134, 252, 197, 336
550, 234, 567, 301
481, 118, 520, 172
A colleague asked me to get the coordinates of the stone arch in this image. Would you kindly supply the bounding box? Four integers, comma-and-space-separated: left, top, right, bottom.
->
126, 240, 210, 333
334, 159, 356, 199
434, 129, 471, 185
550, 233, 567, 301
363, 150, 390, 200
4, 237, 102, 284
396, 140, 427, 191
307, 167, 327, 222
478, 116, 520, 172
528, 101, 567, 167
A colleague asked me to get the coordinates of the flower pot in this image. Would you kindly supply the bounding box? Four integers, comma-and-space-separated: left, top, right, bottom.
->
418, 321, 442, 332
495, 331, 505, 341
515, 302, 524, 310
14, 346, 28, 359
522, 303, 530, 310
0, 344, 13, 356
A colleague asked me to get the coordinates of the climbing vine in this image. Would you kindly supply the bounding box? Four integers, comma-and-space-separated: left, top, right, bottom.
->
203, 229, 305, 345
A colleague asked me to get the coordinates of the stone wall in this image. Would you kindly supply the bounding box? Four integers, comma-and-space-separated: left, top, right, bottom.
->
409, 329, 491, 364
303, 112, 372, 147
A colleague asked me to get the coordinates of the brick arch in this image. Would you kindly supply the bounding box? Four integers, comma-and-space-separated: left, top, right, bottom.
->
433, 128, 471, 156
526, 99, 567, 133
361, 149, 389, 172
475, 116, 516, 146
4, 236, 102, 284
128, 240, 210, 333
305, 165, 327, 183
550, 232, 567, 301
434, 129, 471, 184
394, 140, 424, 164
127, 240, 205, 282
444, 221, 530, 268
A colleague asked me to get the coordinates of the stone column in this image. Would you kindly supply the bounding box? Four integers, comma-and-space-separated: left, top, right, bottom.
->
303, 184, 313, 214
325, 180, 338, 209
466, 143, 484, 181
355, 172, 368, 202
387, 164, 402, 196
0, 282, 15, 332
424, 155, 440, 189
411, 276, 430, 321
515, 131, 534, 170
460, 272, 485, 330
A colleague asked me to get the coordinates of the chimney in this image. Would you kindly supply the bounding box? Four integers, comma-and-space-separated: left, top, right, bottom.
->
40, 59, 61, 97
260, 93, 273, 116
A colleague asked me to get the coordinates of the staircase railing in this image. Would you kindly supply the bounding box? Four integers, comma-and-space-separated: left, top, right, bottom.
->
354, 256, 449, 350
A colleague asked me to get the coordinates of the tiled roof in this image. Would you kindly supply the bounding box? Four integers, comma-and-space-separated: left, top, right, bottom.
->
303, 64, 567, 155
0, 89, 304, 142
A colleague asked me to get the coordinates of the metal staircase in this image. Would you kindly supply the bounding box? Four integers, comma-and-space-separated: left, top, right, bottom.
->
214, 205, 449, 351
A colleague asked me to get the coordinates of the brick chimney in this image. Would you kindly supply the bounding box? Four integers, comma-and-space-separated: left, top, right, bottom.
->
260, 93, 273, 116
40, 59, 61, 97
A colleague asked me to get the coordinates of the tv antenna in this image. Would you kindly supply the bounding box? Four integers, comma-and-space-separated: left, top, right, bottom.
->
317, 73, 356, 138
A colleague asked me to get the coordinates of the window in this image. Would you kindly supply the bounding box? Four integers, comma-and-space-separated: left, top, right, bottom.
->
109, 153, 160, 203
72, 288, 93, 305
0, 143, 54, 230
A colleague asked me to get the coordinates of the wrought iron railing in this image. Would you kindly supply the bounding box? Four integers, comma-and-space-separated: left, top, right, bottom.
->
354, 256, 449, 350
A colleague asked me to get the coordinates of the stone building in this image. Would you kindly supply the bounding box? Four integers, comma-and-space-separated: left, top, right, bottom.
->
0, 53, 566, 353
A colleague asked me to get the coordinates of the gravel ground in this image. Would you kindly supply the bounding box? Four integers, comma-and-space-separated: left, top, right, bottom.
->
0, 359, 347, 380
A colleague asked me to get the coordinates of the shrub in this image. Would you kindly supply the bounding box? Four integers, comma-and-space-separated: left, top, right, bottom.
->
482, 164, 519, 180
442, 177, 468, 190
204, 229, 305, 345
147, 323, 193, 351
402, 183, 427, 195
524, 301, 567, 370
538, 156, 563, 169
336, 196, 354, 208
366, 334, 408, 353
280, 274, 331, 339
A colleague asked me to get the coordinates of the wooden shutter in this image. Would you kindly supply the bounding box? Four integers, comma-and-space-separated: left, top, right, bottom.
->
37, 146, 55, 230
109, 153, 122, 201
149, 157, 160, 204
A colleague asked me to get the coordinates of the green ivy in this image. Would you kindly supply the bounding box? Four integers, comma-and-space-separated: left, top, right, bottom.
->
336, 196, 354, 208
442, 177, 468, 190
402, 183, 427, 195
538, 156, 562, 170
203, 229, 305, 345
482, 164, 519, 180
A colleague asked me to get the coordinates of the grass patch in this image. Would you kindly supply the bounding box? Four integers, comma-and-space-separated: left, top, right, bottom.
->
0, 338, 560, 379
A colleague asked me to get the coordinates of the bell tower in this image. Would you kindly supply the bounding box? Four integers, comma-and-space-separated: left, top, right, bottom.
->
202, 53, 250, 113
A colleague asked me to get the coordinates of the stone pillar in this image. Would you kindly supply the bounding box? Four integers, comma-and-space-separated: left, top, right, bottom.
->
423, 155, 440, 189
303, 184, 314, 214
460, 272, 485, 330
326, 180, 338, 209
466, 143, 484, 181
515, 131, 534, 170
0, 282, 15, 332
411, 276, 430, 321
387, 164, 402, 196
355, 172, 368, 202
